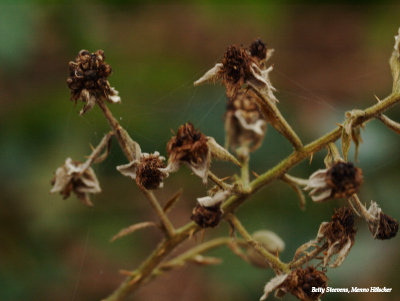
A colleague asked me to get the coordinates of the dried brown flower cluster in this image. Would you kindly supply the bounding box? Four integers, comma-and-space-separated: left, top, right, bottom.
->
67, 49, 120, 115
299, 207, 356, 268
305, 162, 363, 202
117, 152, 168, 190
191, 203, 222, 228
261, 266, 327, 301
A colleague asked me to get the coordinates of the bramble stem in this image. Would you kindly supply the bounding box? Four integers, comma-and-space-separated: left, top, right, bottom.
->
141, 189, 175, 237
104, 92, 400, 301
208, 171, 231, 191
240, 153, 250, 189
227, 213, 289, 273
81, 131, 113, 172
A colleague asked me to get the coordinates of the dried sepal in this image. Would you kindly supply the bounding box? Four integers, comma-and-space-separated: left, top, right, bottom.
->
260, 267, 327, 301
110, 221, 156, 242
193, 63, 223, 86
206, 136, 241, 166
197, 190, 230, 207
50, 158, 101, 207
340, 110, 364, 161
304, 162, 363, 202
366, 201, 399, 240
67, 49, 120, 115
117, 151, 168, 190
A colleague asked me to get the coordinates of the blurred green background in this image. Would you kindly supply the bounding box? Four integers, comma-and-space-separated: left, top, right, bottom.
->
1, 2, 400, 301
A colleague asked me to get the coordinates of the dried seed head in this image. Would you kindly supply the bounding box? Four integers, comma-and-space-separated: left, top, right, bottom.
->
167, 123, 208, 165
326, 162, 363, 198
50, 158, 101, 207
279, 266, 328, 301
305, 162, 363, 202
136, 153, 167, 190
368, 207, 399, 240
220, 45, 254, 98
165, 122, 211, 183
116, 152, 168, 190
191, 203, 222, 228
67, 49, 120, 114
375, 213, 399, 240
326, 207, 356, 245
225, 90, 266, 152
261, 267, 328, 301
249, 39, 267, 61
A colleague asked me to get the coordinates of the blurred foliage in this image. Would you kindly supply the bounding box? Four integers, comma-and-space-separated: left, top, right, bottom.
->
1, 3, 400, 301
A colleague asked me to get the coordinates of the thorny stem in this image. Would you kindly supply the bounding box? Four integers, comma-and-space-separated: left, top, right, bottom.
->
240, 153, 250, 189
104, 92, 400, 301
208, 171, 231, 191
140, 189, 175, 237
249, 85, 303, 150
227, 213, 290, 273
377, 114, 400, 134
327, 142, 342, 162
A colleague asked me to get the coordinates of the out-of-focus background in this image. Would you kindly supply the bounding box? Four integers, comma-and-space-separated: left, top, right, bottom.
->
1, 1, 400, 301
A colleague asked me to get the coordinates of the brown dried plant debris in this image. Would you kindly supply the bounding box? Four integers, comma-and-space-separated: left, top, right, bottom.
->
365, 201, 399, 240
304, 162, 363, 202
50, 158, 101, 207
164, 122, 239, 183
194, 39, 278, 103
117, 152, 168, 190
295, 207, 356, 268
225, 90, 267, 152
67, 49, 120, 115
260, 266, 327, 301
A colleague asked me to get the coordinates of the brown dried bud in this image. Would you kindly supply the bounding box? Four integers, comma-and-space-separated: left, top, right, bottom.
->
67, 49, 120, 114
117, 152, 168, 190
326, 162, 363, 199
375, 212, 399, 240
280, 266, 328, 301
191, 203, 222, 228
225, 90, 266, 152
249, 39, 267, 60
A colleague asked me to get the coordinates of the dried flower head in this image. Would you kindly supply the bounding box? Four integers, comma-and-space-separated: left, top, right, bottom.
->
67, 49, 120, 115
317, 207, 356, 267
50, 158, 101, 207
305, 162, 363, 202
366, 201, 399, 240
194, 40, 278, 103
260, 266, 327, 301
164, 123, 239, 183
191, 203, 222, 228
191, 190, 229, 228
117, 152, 168, 190
225, 90, 267, 152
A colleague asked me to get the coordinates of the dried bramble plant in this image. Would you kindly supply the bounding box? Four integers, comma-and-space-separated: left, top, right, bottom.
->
50, 28, 400, 301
